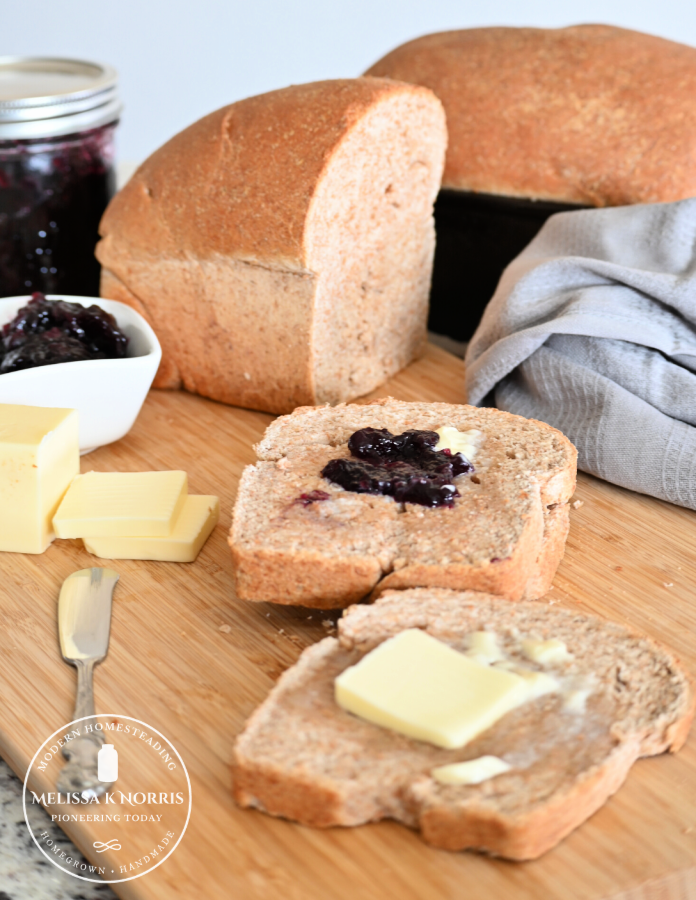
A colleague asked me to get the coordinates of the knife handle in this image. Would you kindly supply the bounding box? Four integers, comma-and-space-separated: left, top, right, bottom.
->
73, 659, 103, 743
57, 658, 110, 798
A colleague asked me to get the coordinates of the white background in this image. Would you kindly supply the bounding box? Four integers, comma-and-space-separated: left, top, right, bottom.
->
5, 1, 696, 163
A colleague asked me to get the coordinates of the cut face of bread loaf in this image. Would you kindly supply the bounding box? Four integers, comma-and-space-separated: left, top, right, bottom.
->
229, 398, 577, 608
365, 25, 696, 206
97, 79, 446, 413
232, 589, 694, 859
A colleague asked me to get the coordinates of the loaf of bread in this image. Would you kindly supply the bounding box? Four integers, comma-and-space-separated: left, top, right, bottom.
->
97, 79, 446, 413
229, 398, 576, 608
232, 588, 694, 859
366, 25, 696, 206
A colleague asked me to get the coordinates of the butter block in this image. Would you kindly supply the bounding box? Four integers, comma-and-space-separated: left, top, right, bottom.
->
335, 629, 535, 750
83, 495, 219, 562
0, 404, 79, 553
431, 756, 512, 785
53, 470, 188, 538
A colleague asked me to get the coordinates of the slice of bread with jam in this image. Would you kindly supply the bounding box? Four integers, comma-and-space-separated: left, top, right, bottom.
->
229, 398, 577, 608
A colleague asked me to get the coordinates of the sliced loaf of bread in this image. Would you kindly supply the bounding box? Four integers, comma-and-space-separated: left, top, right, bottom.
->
232, 588, 694, 859
97, 79, 446, 413
229, 398, 577, 608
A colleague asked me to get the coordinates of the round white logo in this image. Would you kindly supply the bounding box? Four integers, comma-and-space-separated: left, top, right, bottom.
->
23, 714, 192, 884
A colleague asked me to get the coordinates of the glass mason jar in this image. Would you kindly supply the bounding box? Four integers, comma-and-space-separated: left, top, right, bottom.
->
0, 58, 121, 298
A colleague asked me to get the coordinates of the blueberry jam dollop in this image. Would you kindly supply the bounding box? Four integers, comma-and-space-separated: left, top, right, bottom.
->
1, 293, 128, 373
321, 427, 474, 508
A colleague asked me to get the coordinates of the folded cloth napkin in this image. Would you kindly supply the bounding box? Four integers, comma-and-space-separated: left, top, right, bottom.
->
465, 199, 696, 510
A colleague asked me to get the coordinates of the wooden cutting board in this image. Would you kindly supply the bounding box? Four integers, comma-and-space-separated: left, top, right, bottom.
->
1, 343, 695, 900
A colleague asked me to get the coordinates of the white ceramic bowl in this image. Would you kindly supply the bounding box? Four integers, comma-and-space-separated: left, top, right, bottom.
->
0, 295, 161, 453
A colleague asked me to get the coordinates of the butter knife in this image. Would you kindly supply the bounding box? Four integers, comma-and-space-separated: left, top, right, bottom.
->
57, 567, 119, 799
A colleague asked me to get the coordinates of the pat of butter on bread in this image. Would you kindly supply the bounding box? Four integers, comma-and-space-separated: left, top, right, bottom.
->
434, 426, 482, 462
466, 630, 505, 664
522, 638, 572, 665
335, 628, 558, 749
432, 755, 512, 785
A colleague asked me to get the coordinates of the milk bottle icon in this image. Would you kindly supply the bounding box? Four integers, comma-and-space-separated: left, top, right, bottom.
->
98, 744, 118, 782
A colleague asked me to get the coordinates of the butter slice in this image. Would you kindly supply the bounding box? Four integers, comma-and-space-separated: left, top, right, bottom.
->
83, 495, 219, 562
466, 631, 505, 665
0, 405, 79, 553
521, 638, 572, 666
514, 668, 560, 699
434, 427, 482, 462
335, 629, 534, 750
563, 688, 592, 713
431, 756, 512, 785
53, 470, 187, 538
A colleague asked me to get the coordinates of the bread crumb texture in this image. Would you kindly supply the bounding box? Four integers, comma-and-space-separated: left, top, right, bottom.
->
232, 588, 694, 859
229, 399, 577, 608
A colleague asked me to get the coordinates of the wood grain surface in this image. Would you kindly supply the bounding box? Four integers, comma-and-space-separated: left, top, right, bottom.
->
0, 343, 695, 900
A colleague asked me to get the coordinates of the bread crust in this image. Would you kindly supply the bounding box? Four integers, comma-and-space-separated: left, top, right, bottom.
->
521, 503, 570, 601
370, 488, 544, 602
99, 268, 182, 389
98, 79, 446, 412
366, 25, 696, 206
232, 589, 695, 859
416, 739, 640, 856
231, 546, 383, 610
229, 399, 577, 607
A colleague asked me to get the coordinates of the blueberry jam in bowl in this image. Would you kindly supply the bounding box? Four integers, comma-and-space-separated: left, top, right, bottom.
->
0, 294, 161, 453
1, 293, 128, 371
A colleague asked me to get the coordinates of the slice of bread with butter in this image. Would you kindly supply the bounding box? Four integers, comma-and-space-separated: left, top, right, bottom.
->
232, 588, 695, 859
229, 398, 577, 608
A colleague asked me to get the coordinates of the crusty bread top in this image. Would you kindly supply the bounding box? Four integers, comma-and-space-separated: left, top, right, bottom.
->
97, 77, 444, 271
255, 397, 576, 507
365, 25, 696, 206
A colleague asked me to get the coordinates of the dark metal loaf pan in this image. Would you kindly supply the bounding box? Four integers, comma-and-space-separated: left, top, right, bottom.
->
429, 190, 588, 342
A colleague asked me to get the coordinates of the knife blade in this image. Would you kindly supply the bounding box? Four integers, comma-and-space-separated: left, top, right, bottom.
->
57, 567, 119, 798
59, 567, 118, 663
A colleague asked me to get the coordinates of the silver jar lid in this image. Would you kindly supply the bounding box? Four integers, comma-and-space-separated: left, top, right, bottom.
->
0, 57, 121, 140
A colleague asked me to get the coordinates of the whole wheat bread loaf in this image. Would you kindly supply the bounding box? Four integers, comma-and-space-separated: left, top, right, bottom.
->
366, 25, 696, 207
229, 398, 577, 608
232, 588, 694, 859
97, 79, 446, 413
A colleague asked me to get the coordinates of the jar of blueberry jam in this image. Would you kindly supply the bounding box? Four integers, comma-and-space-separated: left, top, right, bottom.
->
0, 57, 121, 298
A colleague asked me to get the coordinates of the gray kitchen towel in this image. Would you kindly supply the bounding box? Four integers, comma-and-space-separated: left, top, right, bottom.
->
465, 198, 696, 510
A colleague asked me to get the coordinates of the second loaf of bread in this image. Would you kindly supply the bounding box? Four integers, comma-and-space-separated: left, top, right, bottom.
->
97, 78, 447, 414
366, 25, 696, 207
